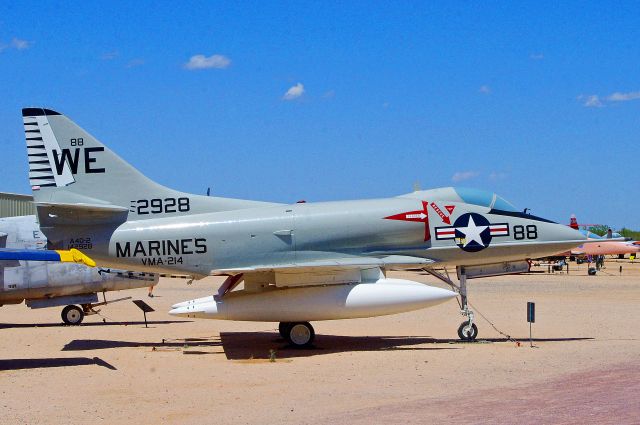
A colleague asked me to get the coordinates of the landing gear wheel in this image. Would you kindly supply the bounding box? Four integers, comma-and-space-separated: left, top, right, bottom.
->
61, 305, 84, 325
457, 320, 478, 341
286, 322, 315, 348
278, 322, 293, 338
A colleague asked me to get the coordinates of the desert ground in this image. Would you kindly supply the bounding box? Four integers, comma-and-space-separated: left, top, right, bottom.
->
1, 259, 639, 424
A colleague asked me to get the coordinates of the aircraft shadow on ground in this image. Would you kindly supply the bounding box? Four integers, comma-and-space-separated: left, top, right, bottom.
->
0, 356, 116, 371
219, 334, 595, 359
0, 320, 192, 329
219, 332, 459, 359
62, 337, 222, 351
60, 333, 594, 360
61, 332, 457, 359
420, 337, 594, 344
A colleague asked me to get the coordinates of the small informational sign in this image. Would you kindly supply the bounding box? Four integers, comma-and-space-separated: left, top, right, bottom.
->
527, 302, 535, 323
133, 300, 155, 328
133, 300, 155, 313
527, 301, 535, 348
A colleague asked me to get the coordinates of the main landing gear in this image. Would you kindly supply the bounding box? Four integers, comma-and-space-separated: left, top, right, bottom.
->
61, 305, 84, 325
61, 303, 101, 325
278, 321, 315, 348
424, 266, 478, 341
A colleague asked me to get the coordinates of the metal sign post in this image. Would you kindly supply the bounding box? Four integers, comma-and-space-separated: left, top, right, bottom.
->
527, 302, 535, 347
132, 300, 155, 328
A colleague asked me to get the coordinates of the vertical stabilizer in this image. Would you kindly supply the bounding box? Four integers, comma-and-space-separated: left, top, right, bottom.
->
22, 108, 277, 219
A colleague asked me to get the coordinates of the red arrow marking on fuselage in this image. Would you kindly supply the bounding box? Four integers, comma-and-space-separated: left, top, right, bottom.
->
384, 201, 431, 241
429, 202, 451, 225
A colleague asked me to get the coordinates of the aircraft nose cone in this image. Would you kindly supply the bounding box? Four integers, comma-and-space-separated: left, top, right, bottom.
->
550, 222, 588, 247
531, 221, 589, 257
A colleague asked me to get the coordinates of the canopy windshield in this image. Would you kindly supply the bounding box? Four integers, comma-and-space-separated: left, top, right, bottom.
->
453, 187, 517, 212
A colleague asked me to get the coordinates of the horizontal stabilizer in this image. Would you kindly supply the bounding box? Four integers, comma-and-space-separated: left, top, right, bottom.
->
36, 201, 128, 213
35, 201, 129, 226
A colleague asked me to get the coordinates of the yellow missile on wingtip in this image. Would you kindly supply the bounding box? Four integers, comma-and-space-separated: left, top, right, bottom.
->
56, 249, 97, 267
0, 248, 96, 267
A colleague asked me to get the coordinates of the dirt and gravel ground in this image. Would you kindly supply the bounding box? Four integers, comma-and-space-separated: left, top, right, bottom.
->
1, 260, 638, 424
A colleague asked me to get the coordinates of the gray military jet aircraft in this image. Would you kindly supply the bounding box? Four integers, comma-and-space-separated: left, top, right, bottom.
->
0, 215, 157, 324
19, 107, 586, 346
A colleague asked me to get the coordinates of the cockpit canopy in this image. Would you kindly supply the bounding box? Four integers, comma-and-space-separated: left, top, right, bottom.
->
400, 187, 518, 212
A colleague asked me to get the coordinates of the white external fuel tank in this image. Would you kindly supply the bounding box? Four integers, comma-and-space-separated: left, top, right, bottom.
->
169, 278, 457, 322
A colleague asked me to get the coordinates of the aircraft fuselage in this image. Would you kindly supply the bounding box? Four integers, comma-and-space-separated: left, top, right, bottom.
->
42, 197, 584, 276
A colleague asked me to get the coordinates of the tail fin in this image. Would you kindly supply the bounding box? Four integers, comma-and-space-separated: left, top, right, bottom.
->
569, 214, 579, 230
22, 108, 274, 220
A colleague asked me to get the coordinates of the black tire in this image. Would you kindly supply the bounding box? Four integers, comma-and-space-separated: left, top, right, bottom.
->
278, 322, 292, 338
286, 322, 315, 348
61, 305, 84, 325
457, 320, 478, 341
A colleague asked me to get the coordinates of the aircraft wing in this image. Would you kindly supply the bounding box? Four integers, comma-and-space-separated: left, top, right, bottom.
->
0, 248, 96, 267
212, 255, 436, 274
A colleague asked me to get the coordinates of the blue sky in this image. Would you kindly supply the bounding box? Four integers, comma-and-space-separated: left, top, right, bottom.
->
1, 2, 639, 229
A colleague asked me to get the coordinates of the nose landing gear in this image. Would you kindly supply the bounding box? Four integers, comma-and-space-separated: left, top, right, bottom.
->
457, 319, 478, 341
424, 266, 478, 341
457, 270, 478, 341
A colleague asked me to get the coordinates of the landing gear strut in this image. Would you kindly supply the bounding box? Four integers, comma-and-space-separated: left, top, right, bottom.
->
279, 321, 315, 348
457, 269, 477, 341
424, 266, 478, 341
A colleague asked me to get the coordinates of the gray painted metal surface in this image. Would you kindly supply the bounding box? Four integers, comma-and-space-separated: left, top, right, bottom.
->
26, 293, 98, 309
19, 108, 587, 279
0, 215, 157, 307
14, 107, 589, 331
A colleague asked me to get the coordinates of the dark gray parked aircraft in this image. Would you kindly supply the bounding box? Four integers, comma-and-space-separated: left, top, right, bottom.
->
0, 215, 157, 324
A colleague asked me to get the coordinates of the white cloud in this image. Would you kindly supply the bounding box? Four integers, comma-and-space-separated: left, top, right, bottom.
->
126, 58, 145, 68
606, 91, 640, 102
578, 90, 640, 107
1, 37, 32, 52
479, 85, 491, 94
184, 54, 231, 70
530, 53, 544, 60
452, 171, 480, 182
578, 94, 603, 108
10, 38, 31, 50
283, 83, 305, 100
